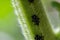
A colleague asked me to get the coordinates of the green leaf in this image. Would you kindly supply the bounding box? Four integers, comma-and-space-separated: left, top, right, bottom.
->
51, 1, 60, 11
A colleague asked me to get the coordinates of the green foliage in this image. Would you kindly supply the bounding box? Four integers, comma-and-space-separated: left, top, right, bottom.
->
51, 1, 60, 11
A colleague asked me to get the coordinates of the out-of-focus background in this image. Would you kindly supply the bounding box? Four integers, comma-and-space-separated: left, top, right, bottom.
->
0, 0, 25, 40
42, 0, 60, 39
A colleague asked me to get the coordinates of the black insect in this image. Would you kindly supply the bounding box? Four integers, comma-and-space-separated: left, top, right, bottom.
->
35, 34, 44, 40
28, 0, 34, 3
32, 15, 40, 25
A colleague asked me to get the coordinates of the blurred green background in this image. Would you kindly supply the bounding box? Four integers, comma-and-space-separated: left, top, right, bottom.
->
0, 0, 25, 40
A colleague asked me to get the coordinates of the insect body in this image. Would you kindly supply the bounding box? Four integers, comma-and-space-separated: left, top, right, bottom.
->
32, 15, 40, 25
35, 34, 44, 40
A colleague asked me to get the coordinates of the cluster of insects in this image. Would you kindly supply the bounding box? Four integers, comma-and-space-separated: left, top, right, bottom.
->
31, 14, 40, 25
28, 0, 40, 25
35, 34, 44, 40
28, 0, 44, 40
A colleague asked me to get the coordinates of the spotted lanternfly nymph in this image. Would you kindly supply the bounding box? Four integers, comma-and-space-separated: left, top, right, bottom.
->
28, 0, 34, 3
32, 15, 40, 25
35, 34, 44, 40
